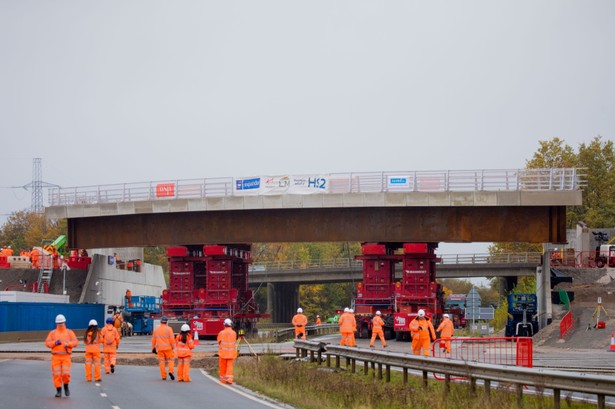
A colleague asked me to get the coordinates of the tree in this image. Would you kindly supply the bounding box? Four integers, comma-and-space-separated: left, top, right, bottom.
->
576, 136, 615, 227
0, 211, 66, 252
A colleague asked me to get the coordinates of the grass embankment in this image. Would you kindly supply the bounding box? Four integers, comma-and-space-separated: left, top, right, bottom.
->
235, 356, 592, 409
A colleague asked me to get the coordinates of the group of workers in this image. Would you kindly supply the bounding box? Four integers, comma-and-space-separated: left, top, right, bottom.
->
292, 306, 456, 357
45, 313, 238, 398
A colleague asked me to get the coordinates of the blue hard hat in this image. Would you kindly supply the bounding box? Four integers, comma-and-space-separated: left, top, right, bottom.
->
106, 317, 114, 324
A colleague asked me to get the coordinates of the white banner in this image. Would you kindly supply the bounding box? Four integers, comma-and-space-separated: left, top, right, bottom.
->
387, 176, 412, 190
234, 175, 329, 195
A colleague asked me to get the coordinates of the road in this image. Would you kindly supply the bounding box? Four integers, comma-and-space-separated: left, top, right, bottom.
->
0, 359, 291, 409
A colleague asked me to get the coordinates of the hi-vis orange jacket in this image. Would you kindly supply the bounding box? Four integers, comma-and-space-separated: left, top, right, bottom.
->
217, 327, 237, 359
409, 317, 436, 341
372, 315, 385, 330
176, 334, 195, 358
436, 317, 454, 338
45, 326, 79, 354
152, 323, 176, 352
84, 329, 103, 353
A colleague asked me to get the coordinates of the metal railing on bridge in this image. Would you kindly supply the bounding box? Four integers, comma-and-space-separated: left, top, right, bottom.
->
48, 168, 583, 206
248, 252, 542, 272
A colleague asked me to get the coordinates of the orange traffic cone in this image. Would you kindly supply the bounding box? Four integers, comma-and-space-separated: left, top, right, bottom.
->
193, 330, 199, 346
609, 332, 615, 352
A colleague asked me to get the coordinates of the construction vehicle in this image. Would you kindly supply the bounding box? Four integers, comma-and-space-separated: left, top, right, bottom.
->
161, 244, 267, 338
123, 295, 160, 335
352, 242, 444, 341
444, 294, 467, 328
505, 293, 539, 337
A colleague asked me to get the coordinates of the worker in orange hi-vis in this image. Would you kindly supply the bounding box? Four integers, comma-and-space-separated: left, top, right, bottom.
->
45, 314, 78, 398
30, 247, 40, 268
436, 313, 455, 354
176, 324, 195, 382
315, 315, 322, 325
5, 245, 13, 256
217, 318, 237, 384
338, 308, 352, 346
125, 289, 133, 308
100, 318, 120, 374
84, 319, 103, 382
291, 308, 308, 340
370, 311, 387, 348
409, 309, 436, 356
348, 308, 357, 347
152, 316, 176, 380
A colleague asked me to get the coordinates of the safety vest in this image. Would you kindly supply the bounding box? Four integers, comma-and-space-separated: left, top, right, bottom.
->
100, 324, 120, 351
437, 318, 455, 338
45, 326, 78, 355
217, 327, 237, 359
175, 334, 195, 358
410, 317, 436, 341
152, 323, 175, 352
84, 329, 103, 353
372, 315, 385, 330
339, 312, 355, 333
292, 314, 307, 327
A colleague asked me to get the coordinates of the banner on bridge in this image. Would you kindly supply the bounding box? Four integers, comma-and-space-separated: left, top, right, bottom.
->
234, 175, 329, 195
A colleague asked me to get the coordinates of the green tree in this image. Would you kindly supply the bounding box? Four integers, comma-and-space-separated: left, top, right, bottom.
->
576, 136, 615, 227
0, 211, 66, 252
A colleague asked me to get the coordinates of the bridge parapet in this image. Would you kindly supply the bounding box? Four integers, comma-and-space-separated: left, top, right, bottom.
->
48, 168, 583, 207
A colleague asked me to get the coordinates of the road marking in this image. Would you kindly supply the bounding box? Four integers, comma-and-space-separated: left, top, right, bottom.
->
199, 369, 290, 409
112, 406, 121, 409
100, 393, 107, 397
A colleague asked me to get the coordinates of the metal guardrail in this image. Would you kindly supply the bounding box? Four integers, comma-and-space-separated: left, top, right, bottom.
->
249, 252, 542, 272
273, 324, 338, 342
294, 340, 615, 409
48, 168, 584, 206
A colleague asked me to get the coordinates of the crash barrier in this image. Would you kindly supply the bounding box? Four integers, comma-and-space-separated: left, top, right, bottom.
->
294, 340, 615, 409
431, 336, 533, 368
560, 311, 574, 339
273, 323, 338, 342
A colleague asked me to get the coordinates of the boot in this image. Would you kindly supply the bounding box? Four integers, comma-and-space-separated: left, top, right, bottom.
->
168, 372, 175, 381
55, 387, 62, 398
63, 383, 70, 397
111, 364, 115, 374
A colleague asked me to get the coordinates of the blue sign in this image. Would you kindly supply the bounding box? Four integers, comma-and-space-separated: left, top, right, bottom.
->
389, 177, 408, 184
235, 178, 261, 190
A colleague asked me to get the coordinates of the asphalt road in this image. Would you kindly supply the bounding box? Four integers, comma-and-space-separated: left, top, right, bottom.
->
0, 359, 291, 409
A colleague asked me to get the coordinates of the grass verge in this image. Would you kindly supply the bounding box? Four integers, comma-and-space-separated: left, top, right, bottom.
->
235, 356, 594, 409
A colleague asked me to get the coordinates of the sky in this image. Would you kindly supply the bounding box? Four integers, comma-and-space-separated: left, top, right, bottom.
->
1, 1, 614, 257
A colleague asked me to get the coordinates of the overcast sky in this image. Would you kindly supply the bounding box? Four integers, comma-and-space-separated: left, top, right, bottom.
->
1, 1, 614, 254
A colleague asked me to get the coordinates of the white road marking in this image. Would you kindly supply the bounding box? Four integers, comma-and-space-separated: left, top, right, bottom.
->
199, 369, 291, 409
100, 393, 107, 397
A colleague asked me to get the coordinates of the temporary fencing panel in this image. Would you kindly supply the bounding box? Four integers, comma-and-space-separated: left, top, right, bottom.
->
432, 336, 533, 368
560, 310, 574, 338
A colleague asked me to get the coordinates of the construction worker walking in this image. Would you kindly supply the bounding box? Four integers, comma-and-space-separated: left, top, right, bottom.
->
339, 307, 357, 346
409, 309, 436, 356
84, 319, 102, 382
45, 314, 78, 398
315, 315, 321, 325
217, 318, 237, 384
348, 308, 357, 346
112, 309, 124, 336
176, 324, 195, 382
152, 316, 176, 380
369, 311, 387, 348
436, 313, 455, 354
291, 307, 308, 340
100, 317, 120, 374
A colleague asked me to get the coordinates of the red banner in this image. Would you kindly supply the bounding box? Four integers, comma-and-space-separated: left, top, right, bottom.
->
156, 183, 175, 198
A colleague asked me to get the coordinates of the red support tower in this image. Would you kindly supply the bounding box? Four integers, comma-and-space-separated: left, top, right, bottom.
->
161, 244, 267, 338
353, 242, 444, 341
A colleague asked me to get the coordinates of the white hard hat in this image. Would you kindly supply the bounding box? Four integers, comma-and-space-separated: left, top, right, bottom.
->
417, 309, 425, 317
344, 307, 349, 313
55, 314, 66, 324
443, 314, 449, 319
88, 319, 98, 326
349, 309, 354, 314
297, 308, 303, 313
316, 315, 320, 317
181, 324, 190, 332
376, 311, 381, 315
224, 318, 232, 326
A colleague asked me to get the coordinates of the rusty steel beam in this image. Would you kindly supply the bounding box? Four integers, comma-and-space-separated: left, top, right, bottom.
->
66, 206, 567, 249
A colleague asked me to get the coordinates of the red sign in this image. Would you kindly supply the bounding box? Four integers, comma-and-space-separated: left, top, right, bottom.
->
156, 183, 175, 198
